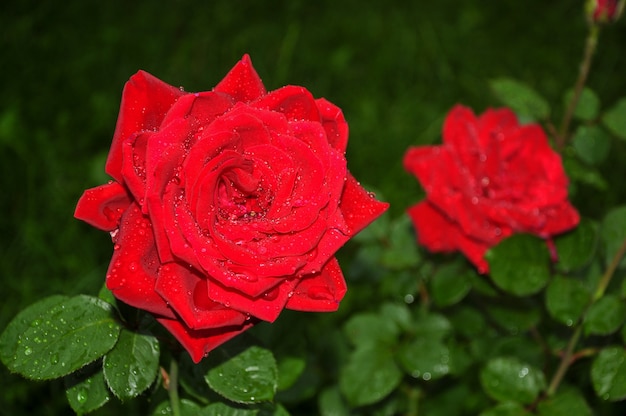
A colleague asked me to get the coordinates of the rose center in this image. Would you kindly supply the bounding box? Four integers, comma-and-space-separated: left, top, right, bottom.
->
216, 161, 270, 221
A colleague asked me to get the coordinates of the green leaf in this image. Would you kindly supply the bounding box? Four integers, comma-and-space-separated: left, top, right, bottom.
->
489, 336, 544, 368
103, 329, 160, 400
600, 206, 626, 269
572, 125, 611, 166
480, 357, 546, 404
98, 283, 117, 306
344, 313, 399, 346
562, 156, 608, 191
398, 339, 451, 380
469, 270, 500, 297
602, 97, 626, 140
0, 295, 68, 367
583, 295, 626, 336
536, 388, 592, 415
449, 307, 487, 338
447, 341, 473, 376
564, 87, 600, 121
339, 344, 402, 406
486, 304, 541, 334
591, 346, 626, 401
0, 295, 121, 380
490, 78, 550, 120
275, 359, 319, 403
430, 262, 472, 307
205, 345, 278, 404
151, 399, 207, 416
276, 355, 306, 391
413, 313, 452, 340
486, 234, 551, 296
554, 219, 597, 272
201, 404, 257, 415
379, 214, 421, 269
64, 364, 110, 414
379, 302, 413, 332
479, 402, 527, 416
545, 276, 590, 326
318, 387, 348, 416
261, 403, 290, 416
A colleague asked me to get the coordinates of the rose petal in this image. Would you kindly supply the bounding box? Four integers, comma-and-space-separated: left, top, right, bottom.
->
407, 201, 493, 273
252, 85, 320, 122
74, 182, 132, 231
207, 277, 300, 322
213, 54, 266, 103
106, 71, 185, 182
105, 203, 175, 318
286, 257, 347, 311
156, 316, 257, 363
121, 131, 153, 203
155, 263, 248, 330
316, 98, 348, 153
339, 173, 390, 236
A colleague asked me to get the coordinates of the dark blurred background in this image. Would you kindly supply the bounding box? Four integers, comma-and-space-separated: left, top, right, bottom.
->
1, 1, 625, 414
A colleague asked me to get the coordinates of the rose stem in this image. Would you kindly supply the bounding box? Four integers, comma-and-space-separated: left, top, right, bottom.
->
168, 358, 182, 416
556, 22, 599, 150
546, 235, 626, 396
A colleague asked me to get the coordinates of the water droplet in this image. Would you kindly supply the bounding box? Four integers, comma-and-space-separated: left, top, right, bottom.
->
50, 354, 59, 365
23, 347, 33, 356
76, 387, 88, 404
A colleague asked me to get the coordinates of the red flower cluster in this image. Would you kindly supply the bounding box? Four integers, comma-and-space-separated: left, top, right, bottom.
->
404, 105, 579, 273
75, 55, 388, 362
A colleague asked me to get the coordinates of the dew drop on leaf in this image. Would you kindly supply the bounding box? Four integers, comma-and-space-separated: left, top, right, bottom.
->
76, 387, 88, 404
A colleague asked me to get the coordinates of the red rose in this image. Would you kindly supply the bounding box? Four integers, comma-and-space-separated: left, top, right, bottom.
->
403, 105, 579, 274
75, 55, 388, 362
589, 0, 620, 23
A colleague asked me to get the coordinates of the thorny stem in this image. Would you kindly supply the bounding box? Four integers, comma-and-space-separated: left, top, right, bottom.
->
168, 358, 181, 416
546, 235, 626, 396
556, 23, 599, 150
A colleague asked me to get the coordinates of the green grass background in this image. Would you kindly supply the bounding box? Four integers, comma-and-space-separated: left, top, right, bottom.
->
1, 1, 625, 414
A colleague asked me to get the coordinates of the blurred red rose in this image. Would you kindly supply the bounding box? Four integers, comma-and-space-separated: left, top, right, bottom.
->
589, 0, 620, 23
403, 105, 579, 274
75, 55, 388, 362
